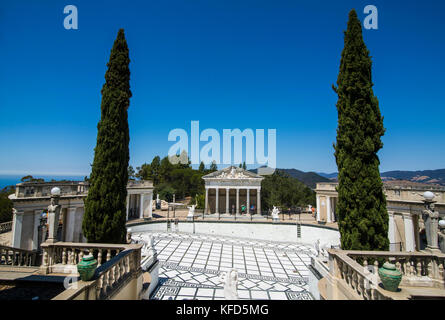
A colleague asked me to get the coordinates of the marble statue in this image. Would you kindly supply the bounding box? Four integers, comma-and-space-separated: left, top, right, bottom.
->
132, 234, 157, 262
315, 239, 320, 257
47, 195, 61, 243
271, 206, 280, 221
422, 202, 440, 250
187, 204, 196, 221
219, 268, 239, 300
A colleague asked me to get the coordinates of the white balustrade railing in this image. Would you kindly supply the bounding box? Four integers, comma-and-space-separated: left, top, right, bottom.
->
0, 221, 12, 234
0, 245, 39, 266
40, 242, 137, 274
328, 249, 445, 300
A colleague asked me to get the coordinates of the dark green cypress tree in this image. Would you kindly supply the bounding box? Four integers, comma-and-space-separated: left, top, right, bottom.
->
333, 10, 389, 251
83, 29, 132, 243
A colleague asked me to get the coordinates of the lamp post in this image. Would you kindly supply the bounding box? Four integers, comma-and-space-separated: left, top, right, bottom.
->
422, 191, 440, 251
46, 187, 61, 243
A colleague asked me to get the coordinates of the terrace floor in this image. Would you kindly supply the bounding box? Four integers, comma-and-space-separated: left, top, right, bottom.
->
147, 231, 317, 300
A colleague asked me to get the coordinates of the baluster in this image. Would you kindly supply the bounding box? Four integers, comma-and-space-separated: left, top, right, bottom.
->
62, 248, 67, 265
427, 258, 433, 277
42, 250, 48, 266
416, 258, 422, 276
97, 250, 102, 266
79, 250, 84, 264
115, 263, 120, 283
101, 273, 108, 296
358, 275, 364, 296
352, 271, 358, 290
438, 260, 444, 280
106, 249, 111, 263
125, 256, 130, 273
96, 275, 103, 299
374, 260, 379, 274
395, 258, 401, 273
108, 268, 114, 287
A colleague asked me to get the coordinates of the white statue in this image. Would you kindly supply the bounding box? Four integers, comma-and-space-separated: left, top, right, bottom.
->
219, 268, 239, 300
187, 204, 196, 219
132, 234, 157, 262
47, 195, 61, 243
271, 206, 280, 221
315, 239, 320, 257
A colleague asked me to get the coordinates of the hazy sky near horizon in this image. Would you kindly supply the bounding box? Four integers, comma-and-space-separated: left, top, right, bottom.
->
1, 0, 444, 176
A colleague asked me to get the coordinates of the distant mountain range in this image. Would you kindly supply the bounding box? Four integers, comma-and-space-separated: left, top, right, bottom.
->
318, 169, 445, 186
250, 168, 330, 188
250, 168, 445, 189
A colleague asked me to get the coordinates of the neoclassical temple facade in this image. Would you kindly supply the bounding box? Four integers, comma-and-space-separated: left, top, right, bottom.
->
315, 181, 445, 252
202, 166, 264, 215
9, 180, 153, 250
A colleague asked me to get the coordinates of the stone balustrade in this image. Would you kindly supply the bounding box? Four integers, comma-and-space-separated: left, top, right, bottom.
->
52, 243, 143, 300
0, 245, 39, 266
345, 250, 445, 289
327, 249, 391, 300
0, 221, 12, 234
39, 242, 134, 274
325, 249, 445, 300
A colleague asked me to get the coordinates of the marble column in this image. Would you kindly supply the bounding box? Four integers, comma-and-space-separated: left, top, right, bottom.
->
205, 188, 209, 214
139, 194, 144, 219
236, 188, 240, 214
326, 196, 332, 223
403, 214, 415, 252
215, 187, 219, 214
246, 188, 250, 215
225, 188, 230, 214
148, 192, 153, 218
65, 207, 77, 242
316, 195, 321, 222
12, 210, 23, 249
32, 210, 41, 250
388, 212, 396, 250
257, 188, 261, 215
126, 194, 130, 221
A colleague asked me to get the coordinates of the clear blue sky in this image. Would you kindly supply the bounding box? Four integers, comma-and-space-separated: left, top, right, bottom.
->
0, 0, 444, 176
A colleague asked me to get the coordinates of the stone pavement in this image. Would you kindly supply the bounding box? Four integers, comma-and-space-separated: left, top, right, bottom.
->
142, 232, 317, 300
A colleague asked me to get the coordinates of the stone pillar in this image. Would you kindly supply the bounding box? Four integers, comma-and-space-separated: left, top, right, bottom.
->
236, 188, 240, 214
215, 187, 219, 214
32, 210, 41, 250
225, 188, 230, 214
388, 212, 396, 250
12, 210, 23, 249
246, 188, 250, 215
316, 195, 321, 222
403, 214, 415, 252
326, 196, 331, 223
257, 188, 261, 215
139, 194, 144, 219
148, 192, 153, 219
65, 207, 77, 242
126, 194, 130, 221
205, 188, 209, 214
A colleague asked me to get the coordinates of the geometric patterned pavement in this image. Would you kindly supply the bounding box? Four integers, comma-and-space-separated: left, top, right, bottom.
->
136, 232, 317, 300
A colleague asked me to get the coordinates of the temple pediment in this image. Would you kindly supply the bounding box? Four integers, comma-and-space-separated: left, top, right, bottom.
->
202, 166, 263, 180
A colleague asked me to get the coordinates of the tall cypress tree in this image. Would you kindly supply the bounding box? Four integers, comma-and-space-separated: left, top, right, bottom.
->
83, 29, 132, 243
333, 10, 389, 251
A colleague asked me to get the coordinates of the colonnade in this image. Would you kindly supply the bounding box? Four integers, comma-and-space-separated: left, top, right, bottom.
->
204, 186, 261, 215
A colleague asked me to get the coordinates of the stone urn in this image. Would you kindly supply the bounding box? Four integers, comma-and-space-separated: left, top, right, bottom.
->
378, 262, 402, 292
77, 254, 98, 281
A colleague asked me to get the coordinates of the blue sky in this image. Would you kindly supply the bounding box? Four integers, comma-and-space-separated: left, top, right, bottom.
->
0, 0, 444, 176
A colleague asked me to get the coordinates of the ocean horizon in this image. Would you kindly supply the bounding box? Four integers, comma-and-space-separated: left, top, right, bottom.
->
0, 175, 86, 189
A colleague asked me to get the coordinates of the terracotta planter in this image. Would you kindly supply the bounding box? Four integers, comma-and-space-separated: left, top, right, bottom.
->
378, 262, 402, 292
77, 254, 98, 281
